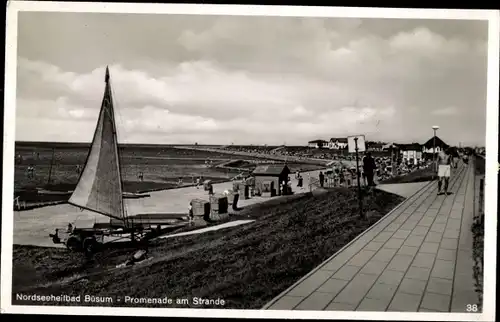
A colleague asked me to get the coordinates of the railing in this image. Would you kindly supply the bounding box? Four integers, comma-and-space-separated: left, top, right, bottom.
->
13, 196, 66, 211
471, 154, 485, 310
473, 153, 485, 225
14, 196, 24, 210
308, 178, 320, 192
308, 173, 360, 192
477, 177, 485, 223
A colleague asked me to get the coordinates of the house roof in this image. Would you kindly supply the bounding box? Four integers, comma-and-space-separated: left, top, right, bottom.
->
252, 164, 290, 176
308, 139, 328, 143
396, 143, 422, 151
329, 138, 348, 143
423, 136, 449, 149
382, 143, 398, 149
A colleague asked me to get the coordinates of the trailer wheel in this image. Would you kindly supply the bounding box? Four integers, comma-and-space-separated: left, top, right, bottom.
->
83, 237, 98, 254
66, 236, 82, 252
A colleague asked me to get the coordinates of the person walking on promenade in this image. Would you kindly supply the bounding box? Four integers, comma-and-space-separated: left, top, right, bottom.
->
463, 153, 469, 165
188, 202, 194, 224
437, 148, 452, 195
297, 173, 303, 188
363, 152, 377, 186
449, 147, 459, 169
361, 168, 367, 186
319, 171, 325, 188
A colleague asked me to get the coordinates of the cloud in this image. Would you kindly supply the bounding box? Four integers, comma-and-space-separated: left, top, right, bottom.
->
17, 58, 403, 144
176, 19, 484, 86
15, 15, 488, 146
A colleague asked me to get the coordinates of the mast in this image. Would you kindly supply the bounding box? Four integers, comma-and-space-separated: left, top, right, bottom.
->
107, 67, 129, 228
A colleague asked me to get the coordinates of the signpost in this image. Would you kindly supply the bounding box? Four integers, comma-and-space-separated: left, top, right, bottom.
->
347, 135, 366, 219
347, 135, 366, 154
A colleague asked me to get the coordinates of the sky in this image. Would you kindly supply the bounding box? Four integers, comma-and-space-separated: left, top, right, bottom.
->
15, 12, 489, 146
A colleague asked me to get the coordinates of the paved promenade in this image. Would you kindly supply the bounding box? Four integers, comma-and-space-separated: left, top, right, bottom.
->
264, 161, 477, 312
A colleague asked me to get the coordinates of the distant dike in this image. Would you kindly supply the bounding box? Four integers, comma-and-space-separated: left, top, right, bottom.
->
14, 141, 296, 150
14, 141, 220, 149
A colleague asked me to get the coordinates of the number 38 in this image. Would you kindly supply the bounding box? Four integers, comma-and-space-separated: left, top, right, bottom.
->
466, 304, 478, 312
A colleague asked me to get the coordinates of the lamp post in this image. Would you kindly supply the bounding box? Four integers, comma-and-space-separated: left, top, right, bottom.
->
432, 125, 439, 177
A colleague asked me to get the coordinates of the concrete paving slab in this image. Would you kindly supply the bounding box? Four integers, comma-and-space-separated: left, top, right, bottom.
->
426, 277, 453, 296
420, 292, 451, 312
359, 261, 388, 276
405, 266, 432, 281
412, 252, 437, 268
286, 269, 335, 297
325, 302, 357, 311
392, 229, 411, 239
377, 270, 405, 285
387, 292, 422, 311
357, 297, 391, 311
268, 296, 304, 310
420, 242, 440, 254
398, 278, 427, 296
430, 262, 455, 282
295, 292, 337, 310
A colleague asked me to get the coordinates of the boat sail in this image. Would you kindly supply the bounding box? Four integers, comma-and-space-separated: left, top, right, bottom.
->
68, 67, 127, 227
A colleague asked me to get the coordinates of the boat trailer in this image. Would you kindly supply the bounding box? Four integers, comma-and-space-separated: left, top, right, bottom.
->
50, 214, 189, 253
49, 222, 162, 253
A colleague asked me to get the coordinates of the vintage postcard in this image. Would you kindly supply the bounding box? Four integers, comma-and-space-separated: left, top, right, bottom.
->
2, 2, 498, 321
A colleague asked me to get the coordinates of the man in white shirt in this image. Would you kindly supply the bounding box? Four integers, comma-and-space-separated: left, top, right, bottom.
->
437, 148, 452, 195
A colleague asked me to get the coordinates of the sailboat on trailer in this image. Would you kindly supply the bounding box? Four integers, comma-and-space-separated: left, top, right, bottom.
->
49, 67, 185, 252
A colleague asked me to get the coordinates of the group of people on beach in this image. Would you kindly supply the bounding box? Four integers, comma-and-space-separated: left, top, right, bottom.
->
311, 146, 463, 192
311, 152, 378, 189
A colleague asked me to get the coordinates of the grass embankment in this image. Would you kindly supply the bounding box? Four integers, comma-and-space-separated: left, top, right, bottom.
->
13, 188, 403, 309
472, 154, 485, 309
379, 166, 436, 184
